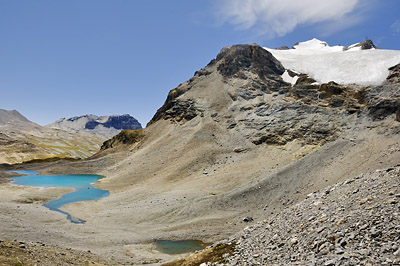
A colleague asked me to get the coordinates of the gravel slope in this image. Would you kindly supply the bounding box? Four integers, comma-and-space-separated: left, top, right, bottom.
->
212, 166, 400, 266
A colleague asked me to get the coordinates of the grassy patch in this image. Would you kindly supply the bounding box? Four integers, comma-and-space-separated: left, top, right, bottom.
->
19, 156, 80, 164
161, 242, 236, 266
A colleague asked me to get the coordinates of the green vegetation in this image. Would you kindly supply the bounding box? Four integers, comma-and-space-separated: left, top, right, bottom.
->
161, 242, 236, 266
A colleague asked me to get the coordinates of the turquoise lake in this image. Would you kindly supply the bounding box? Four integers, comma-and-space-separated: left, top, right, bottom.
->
7, 170, 109, 224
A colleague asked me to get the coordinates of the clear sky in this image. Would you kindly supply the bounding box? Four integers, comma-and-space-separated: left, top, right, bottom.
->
1, 0, 399, 126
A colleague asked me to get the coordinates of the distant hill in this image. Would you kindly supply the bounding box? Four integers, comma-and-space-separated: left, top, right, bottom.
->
0, 109, 105, 164
0, 109, 32, 126
47, 114, 142, 139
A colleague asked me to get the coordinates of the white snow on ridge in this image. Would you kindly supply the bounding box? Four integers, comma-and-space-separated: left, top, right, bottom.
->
292, 38, 344, 53
265, 38, 400, 85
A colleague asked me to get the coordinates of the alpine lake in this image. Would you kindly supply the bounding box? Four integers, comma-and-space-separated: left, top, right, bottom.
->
6, 170, 208, 254
7, 170, 109, 224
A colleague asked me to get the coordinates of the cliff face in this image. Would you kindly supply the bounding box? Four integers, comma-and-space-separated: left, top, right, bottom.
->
47, 114, 142, 139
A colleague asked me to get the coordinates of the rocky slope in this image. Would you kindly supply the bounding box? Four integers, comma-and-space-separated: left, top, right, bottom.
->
166, 165, 400, 266
211, 166, 400, 266
47, 114, 142, 138
0, 109, 105, 164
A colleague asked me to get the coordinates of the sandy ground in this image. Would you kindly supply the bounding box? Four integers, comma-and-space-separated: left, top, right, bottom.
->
1, 119, 400, 266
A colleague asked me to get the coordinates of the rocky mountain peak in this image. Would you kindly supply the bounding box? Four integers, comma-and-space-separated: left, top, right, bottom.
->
47, 114, 142, 139
215, 44, 285, 79
358, 39, 377, 50
148, 43, 288, 127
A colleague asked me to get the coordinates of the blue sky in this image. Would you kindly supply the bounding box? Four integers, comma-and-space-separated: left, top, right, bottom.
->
1, 0, 399, 126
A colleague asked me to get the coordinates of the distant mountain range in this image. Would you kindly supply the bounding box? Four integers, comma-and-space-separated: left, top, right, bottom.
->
0, 109, 141, 164
0, 109, 106, 164
47, 114, 142, 139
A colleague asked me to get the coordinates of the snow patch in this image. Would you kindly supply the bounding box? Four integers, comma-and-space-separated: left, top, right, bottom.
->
281, 70, 299, 86
265, 39, 400, 85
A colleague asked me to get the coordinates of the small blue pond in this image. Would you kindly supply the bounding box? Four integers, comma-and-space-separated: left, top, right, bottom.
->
155, 240, 207, 254
7, 170, 109, 224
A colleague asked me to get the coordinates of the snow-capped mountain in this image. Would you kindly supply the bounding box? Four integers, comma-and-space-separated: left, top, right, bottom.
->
47, 114, 142, 139
265, 38, 400, 85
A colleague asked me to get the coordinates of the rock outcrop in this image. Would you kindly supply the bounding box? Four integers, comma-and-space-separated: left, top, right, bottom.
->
365, 65, 400, 121
100, 129, 143, 151
357, 39, 378, 50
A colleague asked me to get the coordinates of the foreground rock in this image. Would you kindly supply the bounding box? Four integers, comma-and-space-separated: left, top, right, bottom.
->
210, 166, 400, 266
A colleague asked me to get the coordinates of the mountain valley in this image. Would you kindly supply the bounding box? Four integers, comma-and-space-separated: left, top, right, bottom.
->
1, 39, 400, 265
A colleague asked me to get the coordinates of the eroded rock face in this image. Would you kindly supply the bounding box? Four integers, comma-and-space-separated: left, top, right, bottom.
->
148, 89, 203, 126
368, 99, 399, 120
366, 64, 400, 120
148, 44, 288, 126
387, 64, 400, 83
